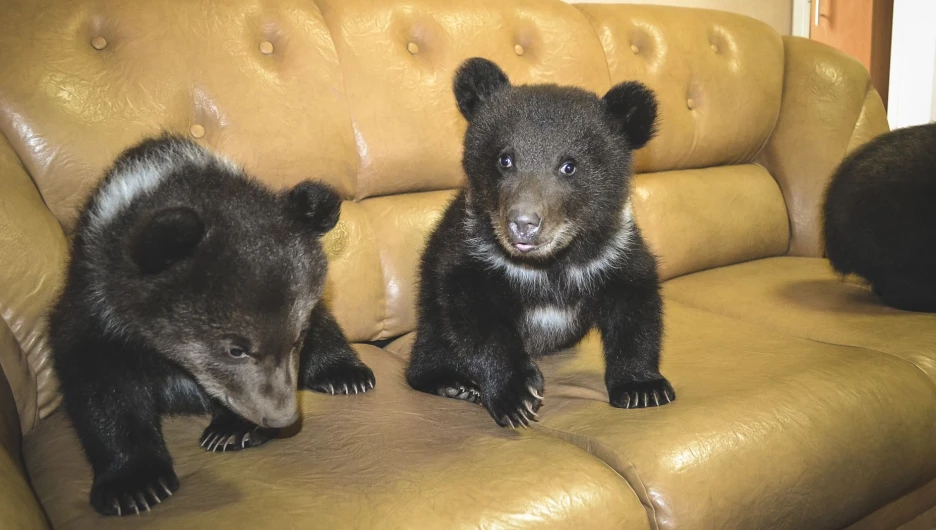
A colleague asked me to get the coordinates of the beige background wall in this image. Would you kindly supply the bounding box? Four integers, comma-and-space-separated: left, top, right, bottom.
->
564, 0, 793, 35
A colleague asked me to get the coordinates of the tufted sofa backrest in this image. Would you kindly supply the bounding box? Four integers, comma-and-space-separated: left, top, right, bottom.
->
0, 0, 798, 428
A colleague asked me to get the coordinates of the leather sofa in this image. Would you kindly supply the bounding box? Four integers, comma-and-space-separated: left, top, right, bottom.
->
1, 0, 934, 528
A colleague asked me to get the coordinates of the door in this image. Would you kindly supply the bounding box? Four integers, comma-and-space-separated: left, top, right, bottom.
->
809, 0, 893, 107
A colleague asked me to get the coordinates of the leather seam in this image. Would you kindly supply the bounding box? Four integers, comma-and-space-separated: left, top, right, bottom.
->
533, 422, 661, 530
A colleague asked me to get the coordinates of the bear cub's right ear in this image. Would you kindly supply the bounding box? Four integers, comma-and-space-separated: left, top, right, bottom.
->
285, 180, 342, 235
453, 57, 510, 120
129, 207, 205, 274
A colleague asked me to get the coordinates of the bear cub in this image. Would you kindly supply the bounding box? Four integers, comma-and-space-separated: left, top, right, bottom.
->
49, 135, 375, 516
406, 58, 674, 428
823, 122, 936, 312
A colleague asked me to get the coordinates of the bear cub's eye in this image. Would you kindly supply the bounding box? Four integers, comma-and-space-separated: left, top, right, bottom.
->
560, 160, 576, 176
498, 154, 513, 169
228, 347, 249, 360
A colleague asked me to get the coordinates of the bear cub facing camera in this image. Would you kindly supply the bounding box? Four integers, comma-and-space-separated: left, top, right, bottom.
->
823, 122, 936, 312
49, 135, 375, 516
406, 58, 674, 428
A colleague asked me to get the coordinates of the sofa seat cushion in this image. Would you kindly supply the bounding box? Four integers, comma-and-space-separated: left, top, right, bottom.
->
664, 257, 936, 380
23, 346, 648, 529
387, 301, 936, 530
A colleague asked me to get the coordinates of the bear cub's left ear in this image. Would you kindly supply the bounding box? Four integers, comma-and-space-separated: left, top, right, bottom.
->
602, 81, 659, 149
285, 180, 342, 235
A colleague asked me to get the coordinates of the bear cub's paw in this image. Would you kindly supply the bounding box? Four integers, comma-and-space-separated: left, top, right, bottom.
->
200, 414, 276, 453
89, 457, 179, 516
608, 378, 675, 409
307, 361, 376, 395
436, 380, 484, 405
483, 364, 545, 429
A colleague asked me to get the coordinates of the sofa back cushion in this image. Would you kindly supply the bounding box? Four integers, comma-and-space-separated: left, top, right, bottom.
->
0, 0, 359, 231
577, 5, 786, 174
0, 0, 792, 417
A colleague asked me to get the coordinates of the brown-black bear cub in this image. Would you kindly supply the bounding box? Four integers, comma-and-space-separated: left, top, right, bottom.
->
823, 122, 936, 312
49, 134, 375, 516
406, 58, 674, 428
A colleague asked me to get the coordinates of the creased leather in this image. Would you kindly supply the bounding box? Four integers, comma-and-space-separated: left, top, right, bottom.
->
757, 37, 887, 257
316, 0, 612, 199
390, 299, 936, 530
0, 133, 68, 433
24, 346, 649, 530
632, 165, 789, 281
664, 256, 936, 381
576, 4, 784, 174
0, 0, 359, 232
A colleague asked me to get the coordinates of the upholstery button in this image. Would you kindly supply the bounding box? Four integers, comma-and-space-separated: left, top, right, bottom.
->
710, 44, 719, 53
189, 124, 205, 138
630, 44, 639, 54
686, 98, 696, 110
259, 41, 274, 55
90, 36, 107, 50
407, 42, 419, 54
514, 44, 524, 56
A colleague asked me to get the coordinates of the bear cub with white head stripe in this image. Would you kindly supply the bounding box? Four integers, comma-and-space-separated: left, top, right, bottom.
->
406, 58, 674, 427
49, 135, 375, 516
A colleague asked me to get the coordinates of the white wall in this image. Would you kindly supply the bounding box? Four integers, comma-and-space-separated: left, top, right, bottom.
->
563, 0, 793, 35
887, 0, 936, 129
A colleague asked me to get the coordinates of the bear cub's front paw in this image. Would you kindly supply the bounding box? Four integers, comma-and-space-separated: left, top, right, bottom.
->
307, 361, 376, 395
483, 364, 544, 429
436, 380, 483, 405
200, 414, 276, 453
608, 378, 675, 409
90, 457, 179, 516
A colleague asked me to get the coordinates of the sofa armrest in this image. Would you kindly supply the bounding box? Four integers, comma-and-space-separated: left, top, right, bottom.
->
0, 132, 68, 434
758, 36, 889, 257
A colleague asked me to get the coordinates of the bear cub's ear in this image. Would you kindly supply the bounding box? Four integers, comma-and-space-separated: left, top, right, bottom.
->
285, 180, 342, 235
129, 207, 205, 274
453, 57, 510, 120
602, 81, 659, 149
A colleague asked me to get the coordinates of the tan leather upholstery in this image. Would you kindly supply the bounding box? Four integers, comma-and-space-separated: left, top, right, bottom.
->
320, 202, 388, 342
0, 0, 360, 232
0, 133, 68, 432
664, 257, 936, 380
388, 300, 936, 530
576, 5, 784, 173
633, 165, 789, 281
359, 191, 455, 339
1, 0, 934, 527
316, 0, 613, 199
24, 346, 650, 530
758, 36, 889, 257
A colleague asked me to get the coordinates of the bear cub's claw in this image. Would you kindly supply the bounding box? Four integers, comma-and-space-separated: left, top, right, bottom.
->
308, 362, 376, 395
484, 366, 544, 429
90, 458, 179, 516
608, 378, 675, 409
437, 381, 484, 405
200, 415, 275, 453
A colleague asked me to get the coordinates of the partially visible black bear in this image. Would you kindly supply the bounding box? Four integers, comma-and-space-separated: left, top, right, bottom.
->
49, 134, 375, 516
406, 58, 674, 428
823, 122, 936, 312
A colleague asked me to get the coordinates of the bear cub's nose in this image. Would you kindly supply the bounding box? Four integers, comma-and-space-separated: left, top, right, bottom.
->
507, 209, 542, 246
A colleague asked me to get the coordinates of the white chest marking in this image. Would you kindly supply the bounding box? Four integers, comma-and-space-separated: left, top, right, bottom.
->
521, 305, 582, 354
